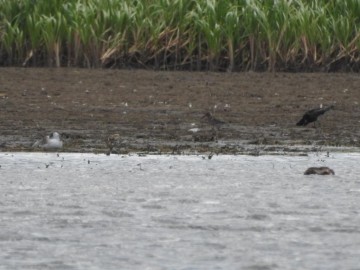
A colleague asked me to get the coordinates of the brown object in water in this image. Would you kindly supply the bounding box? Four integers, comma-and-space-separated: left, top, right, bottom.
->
304, 167, 335, 175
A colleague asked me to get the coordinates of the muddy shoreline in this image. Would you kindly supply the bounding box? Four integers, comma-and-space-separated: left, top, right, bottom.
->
1, 68, 359, 155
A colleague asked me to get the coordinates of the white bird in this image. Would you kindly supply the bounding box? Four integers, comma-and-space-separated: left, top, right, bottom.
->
33, 132, 63, 150
188, 128, 200, 133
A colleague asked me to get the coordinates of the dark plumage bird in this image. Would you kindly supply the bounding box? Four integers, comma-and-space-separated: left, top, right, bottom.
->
296, 105, 334, 126
304, 167, 335, 175
202, 112, 225, 128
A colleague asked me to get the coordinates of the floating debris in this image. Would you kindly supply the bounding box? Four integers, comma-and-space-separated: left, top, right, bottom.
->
304, 167, 335, 175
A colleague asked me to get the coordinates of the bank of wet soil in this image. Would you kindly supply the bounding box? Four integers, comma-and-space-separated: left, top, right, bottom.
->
0, 68, 359, 155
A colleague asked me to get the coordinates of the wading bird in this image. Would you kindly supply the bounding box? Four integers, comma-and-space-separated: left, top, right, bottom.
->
296, 105, 334, 126
202, 112, 225, 129
106, 133, 121, 155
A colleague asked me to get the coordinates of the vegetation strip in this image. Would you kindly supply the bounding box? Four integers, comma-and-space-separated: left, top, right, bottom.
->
0, 0, 359, 71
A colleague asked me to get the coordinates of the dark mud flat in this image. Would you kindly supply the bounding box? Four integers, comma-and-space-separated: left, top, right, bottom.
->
0, 68, 359, 155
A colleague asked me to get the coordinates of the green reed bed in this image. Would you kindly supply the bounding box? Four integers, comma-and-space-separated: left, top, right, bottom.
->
0, 0, 359, 71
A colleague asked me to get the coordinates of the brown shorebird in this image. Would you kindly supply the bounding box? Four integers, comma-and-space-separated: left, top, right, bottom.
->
296, 105, 334, 126
304, 167, 335, 175
202, 112, 225, 129
106, 133, 121, 155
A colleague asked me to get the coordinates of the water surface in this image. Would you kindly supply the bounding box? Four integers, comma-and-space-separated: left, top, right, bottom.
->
1, 152, 359, 270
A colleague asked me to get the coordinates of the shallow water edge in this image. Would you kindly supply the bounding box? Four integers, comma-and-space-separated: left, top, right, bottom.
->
1, 152, 360, 270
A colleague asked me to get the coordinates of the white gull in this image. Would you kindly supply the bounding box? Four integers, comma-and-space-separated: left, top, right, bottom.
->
32, 132, 63, 150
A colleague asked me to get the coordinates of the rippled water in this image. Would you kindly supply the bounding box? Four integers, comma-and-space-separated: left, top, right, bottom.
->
1, 152, 360, 270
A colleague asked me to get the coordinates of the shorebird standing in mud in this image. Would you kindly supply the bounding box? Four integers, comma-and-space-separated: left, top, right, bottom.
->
201, 112, 226, 129
106, 133, 121, 155
200, 112, 226, 142
296, 105, 334, 127
32, 132, 63, 150
304, 167, 335, 175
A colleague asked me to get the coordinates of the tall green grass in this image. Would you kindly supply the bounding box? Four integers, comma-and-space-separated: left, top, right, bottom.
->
0, 0, 359, 71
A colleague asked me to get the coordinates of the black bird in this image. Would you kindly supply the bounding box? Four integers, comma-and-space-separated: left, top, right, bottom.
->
202, 112, 225, 128
296, 105, 334, 126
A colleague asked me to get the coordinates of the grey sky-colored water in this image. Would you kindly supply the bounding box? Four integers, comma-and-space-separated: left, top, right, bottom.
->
0, 152, 360, 270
